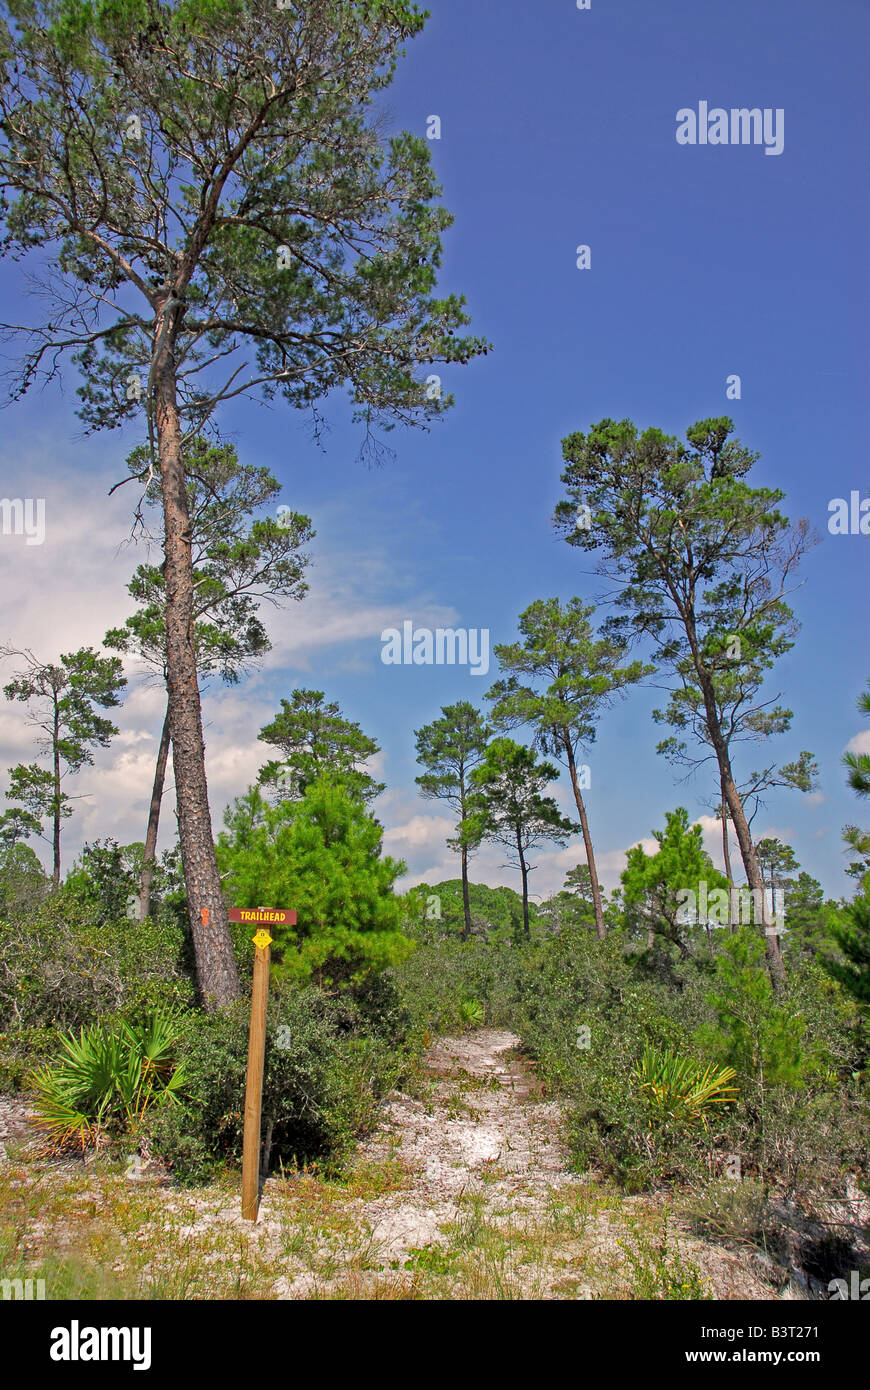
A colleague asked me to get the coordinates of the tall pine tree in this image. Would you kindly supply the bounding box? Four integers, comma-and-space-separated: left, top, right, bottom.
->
486, 598, 650, 939
414, 702, 491, 939
0, 0, 487, 1005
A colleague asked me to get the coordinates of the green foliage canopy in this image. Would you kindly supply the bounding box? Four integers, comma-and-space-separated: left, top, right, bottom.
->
217, 774, 409, 984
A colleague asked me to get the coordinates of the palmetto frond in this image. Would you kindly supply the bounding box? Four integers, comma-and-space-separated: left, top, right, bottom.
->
633, 1047, 739, 1128
28, 1012, 187, 1152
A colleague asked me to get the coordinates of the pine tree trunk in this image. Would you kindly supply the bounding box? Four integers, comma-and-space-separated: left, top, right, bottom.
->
720, 795, 737, 934
697, 674, 786, 989
720, 797, 733, 887
153, 313, 241, 1008
138, 704, 171, 921
565, 740, 606, 939
52, 695, 61, 889
721, 765, 785, 986
460, 841, 472, 940
517, 830, 530, 939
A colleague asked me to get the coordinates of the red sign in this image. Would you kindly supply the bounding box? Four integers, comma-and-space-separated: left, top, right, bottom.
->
228, 908, 297, 926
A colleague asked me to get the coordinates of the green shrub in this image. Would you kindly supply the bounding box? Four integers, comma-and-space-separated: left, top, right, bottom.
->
0, 898, 194, 1032
341, 968, 415, 1048
565, 1071, 722, 1192
0, 899, 195, 1088
148, 982, 414, 1184
513, 925, 736, 1188
0, 842, 48, 919
518, 923, 869, 1200
696, 930, 804, 1091
393, 932, 522, 1036
783, 957, 866, 1081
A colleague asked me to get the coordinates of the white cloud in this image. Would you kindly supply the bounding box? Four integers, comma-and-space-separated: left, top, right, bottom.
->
846, 729, 870, 756
751, 824, 791, 845
389, 808, 661, 899
114, 728, 155, 748
0, 453, 467, 870
385, 811, 455, 855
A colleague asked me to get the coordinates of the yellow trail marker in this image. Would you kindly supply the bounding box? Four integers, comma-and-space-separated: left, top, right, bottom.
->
251, 929, 272, 950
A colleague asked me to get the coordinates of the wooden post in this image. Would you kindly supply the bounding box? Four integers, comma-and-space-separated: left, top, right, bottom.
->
241, 929, 272, 1221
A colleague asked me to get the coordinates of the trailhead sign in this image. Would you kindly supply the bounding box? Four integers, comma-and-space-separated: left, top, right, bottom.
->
229, 907, 297, 927
237, 905, 295, 1220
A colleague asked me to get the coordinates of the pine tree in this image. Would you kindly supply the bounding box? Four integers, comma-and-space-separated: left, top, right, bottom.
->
556, 417, 817, 989
0, 0, 487, 1006
217, 775, 408, 986
487, 597, 650, 939
1, 646, 126, 887
414, 702, 491, 938
259, 689, 383, 805
468, 738, 576, 939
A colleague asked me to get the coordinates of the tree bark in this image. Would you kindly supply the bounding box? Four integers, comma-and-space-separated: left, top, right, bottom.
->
565, 739, 606, 939
720, 797, 733, 888
52, 692, 61, 889
516, 829, 530, 939
719, 794, 737, 934
138, 704, 171, 921
460, 840, 472, 940
697, 674, 786, 989
153, 306, 241, 1008
459, 767, 472, 940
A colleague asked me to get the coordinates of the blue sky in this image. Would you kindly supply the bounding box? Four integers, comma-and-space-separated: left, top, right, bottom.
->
0, 0, 867, 900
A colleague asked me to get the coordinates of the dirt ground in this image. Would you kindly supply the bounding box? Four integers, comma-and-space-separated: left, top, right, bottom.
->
258, 1030, 802, 1298
1, 1030, 855, 1299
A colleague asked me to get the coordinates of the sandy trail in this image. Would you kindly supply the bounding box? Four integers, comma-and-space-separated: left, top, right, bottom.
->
3, 1031, 818, 1298
354, 1029, 571, 1262
267, 1029, 791, 1298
